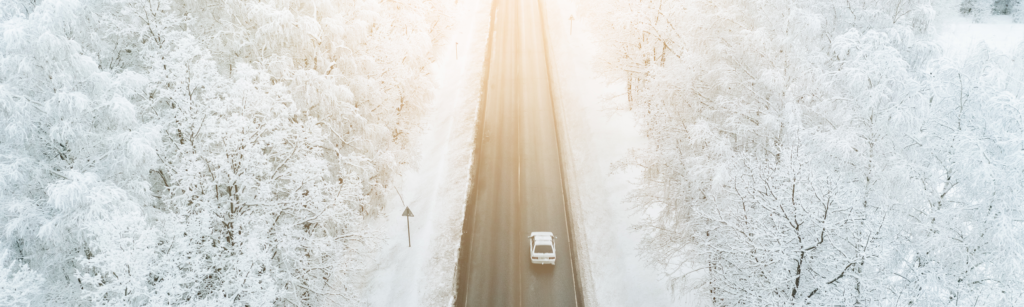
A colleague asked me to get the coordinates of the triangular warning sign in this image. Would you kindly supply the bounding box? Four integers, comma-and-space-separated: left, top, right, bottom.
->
402, 207, 414, 217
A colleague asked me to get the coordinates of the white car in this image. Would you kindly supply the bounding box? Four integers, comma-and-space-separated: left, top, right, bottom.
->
529, 232, 556, 265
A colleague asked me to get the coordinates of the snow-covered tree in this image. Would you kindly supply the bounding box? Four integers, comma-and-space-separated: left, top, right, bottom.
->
1011, 0, 1024, 22
962, 0, 995, 21
0, 0, 160, 303
591, 0, 1024, 304
882, 44, 1024, 306
0, 249, 43, 306
150, 52, 378, 305
171, 0, 449, 215
1, 0, 450, 304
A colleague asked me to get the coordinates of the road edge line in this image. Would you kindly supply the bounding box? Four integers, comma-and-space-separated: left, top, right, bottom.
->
453, 0, 500, 305
536, 0, 588, 306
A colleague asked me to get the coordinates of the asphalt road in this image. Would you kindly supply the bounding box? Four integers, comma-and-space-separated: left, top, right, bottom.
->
455, 0, 579, 305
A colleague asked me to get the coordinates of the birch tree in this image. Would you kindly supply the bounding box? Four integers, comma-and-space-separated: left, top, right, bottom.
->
592, 0, 1024, 304
171, 0, 449, 215
1, 0, 450, 304
0, 0, 160, 303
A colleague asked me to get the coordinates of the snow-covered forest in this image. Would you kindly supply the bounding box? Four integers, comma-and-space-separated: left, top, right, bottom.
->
0, 0, 449, 305
7, 0, 1024, 305
590, 0, 1024, 305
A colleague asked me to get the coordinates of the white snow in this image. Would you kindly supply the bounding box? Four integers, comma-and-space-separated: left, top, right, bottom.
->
937, 15, 1024, 58
540, 0, 675, 305
364, 0, 491, 305
366, 2, 1024, 305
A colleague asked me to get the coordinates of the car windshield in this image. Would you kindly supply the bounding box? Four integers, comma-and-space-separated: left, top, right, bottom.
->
534, 244, 553, 254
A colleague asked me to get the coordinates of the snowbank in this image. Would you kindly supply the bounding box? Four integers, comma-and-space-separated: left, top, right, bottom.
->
364, 0, 491, 305
539, 0, 675, 306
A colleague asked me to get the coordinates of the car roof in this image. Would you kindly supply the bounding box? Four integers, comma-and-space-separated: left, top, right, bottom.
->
530, 231, 554, 237
531, 232, 554, 245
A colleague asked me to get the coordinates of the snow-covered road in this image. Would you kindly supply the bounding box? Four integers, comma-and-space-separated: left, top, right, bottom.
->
365, 0, 675, 305
454, 0, 579, 305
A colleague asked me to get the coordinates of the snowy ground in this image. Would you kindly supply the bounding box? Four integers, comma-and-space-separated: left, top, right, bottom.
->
540, 0, 675, 306
937, 15, 1024, 57
363, 0, 490, 305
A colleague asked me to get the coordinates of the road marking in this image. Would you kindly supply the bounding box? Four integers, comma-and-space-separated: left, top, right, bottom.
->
458, 0, 584, 305
535, 0, 582, 305
458, 0, 503, 303
515, 0, 524, 305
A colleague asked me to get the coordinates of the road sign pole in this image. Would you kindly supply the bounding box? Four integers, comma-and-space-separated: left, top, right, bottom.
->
402, 206, 414, 247
396, 186, 414, 248
570, 15, 574, 35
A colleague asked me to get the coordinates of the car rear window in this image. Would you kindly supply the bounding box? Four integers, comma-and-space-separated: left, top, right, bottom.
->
534, 245, 553, 254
